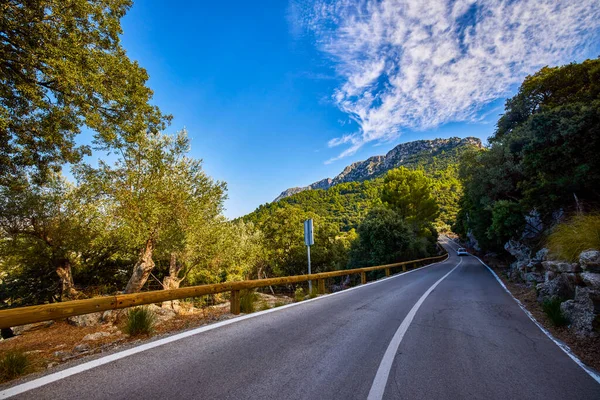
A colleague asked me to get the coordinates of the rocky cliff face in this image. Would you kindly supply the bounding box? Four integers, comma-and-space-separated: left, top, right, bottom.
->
274, 137, 481, 201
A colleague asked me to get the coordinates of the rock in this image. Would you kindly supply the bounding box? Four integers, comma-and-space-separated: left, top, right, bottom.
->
580, 250, 600, 272
504, 240, 531, 262
537, 274, 575, 302
47, 362, 57, 369
561, 287, 598, 337
146, 304, 176, 322
544, 271, 556, 283
68, 312, 103, 327
73, 343, 91, 354
541, 261, 580, 273
524, 272, 544, 284
534, 248, 549, 262
53, 350, 71, 359
82, 331, 112, 341
12, 320, 54, 335
526, 260, 543, 272
508, 260, 528, 281
581, 272, 600, 290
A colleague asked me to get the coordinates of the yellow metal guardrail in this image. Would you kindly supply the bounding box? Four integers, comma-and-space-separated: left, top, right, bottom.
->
0, 253, 448, 329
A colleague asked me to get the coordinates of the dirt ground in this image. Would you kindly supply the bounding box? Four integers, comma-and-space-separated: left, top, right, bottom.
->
483, 256, 600, 373
0, 293, 293, 385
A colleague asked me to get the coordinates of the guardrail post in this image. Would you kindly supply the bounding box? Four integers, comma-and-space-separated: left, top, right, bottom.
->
402, 264, 407, 272
231, 290, 240, 315
318, 279, 325, 294
361, 272, 366, 284
385, 268, 390, 277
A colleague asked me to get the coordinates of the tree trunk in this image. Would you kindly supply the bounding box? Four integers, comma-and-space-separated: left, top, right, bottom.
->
56, 260, 78, 301
124, 238, 156, 294
162, 253, 183, 311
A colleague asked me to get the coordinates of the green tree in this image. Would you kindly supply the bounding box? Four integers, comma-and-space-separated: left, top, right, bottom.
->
0, 174, 105, 305
381, 167, 439, 226
0, 0, 168, 184
457, 58, 600, 250
77, 130, 226, 293
349, 207, 431, 268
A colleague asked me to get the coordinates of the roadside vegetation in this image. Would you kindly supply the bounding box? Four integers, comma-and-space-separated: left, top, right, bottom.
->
125, 307, 156, 336
0, 351, 29, 381
546, 215, 600, 262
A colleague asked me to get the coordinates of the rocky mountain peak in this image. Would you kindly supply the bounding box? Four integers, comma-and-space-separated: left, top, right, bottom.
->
274, 137, 481, 202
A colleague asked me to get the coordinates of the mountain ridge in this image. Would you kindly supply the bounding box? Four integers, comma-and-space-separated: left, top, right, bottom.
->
274, 137, 482, 201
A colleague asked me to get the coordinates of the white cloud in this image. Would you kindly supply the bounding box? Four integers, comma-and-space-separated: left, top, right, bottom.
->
295, 0, 600, 160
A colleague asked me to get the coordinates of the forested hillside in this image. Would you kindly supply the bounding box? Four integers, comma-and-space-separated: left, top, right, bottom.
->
245, 139, 473, 232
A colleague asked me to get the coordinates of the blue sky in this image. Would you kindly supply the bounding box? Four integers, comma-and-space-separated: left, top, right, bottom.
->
93, 0, 600, 219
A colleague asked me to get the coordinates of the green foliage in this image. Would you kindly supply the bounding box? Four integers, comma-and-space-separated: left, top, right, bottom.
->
125, 307, 156, 336
294, 287, 305, 302
542, 298, 568, 327
0, 351, 28, 381
547, 215, 600, 262
239, 290, 258, 313
273, 301, 286, 308
381, 167, 439, 226
457, 58, 600, 251
308, 287, 318, 299
76, 129, 227, 293
349, 207, 435, 269
0, 0, 169, 185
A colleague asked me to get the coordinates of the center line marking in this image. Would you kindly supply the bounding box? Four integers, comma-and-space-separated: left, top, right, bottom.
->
367, 257, 462, 400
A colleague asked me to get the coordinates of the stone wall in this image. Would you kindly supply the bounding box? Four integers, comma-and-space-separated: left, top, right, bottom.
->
505, 241, 600, 337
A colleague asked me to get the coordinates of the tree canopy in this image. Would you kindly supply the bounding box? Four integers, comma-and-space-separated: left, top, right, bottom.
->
0, 0, 168, 184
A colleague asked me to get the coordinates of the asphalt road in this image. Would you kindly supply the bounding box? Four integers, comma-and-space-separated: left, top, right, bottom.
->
4, 239, 599, 399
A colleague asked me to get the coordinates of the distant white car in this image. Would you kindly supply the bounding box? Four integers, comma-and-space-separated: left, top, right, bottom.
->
457, 248, 469, 256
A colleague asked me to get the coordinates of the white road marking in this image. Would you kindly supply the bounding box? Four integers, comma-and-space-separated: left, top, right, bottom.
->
367, 257, 462, 400
472, 255, 600, 385
0, 255, 450, 399
443, 236, 600, 385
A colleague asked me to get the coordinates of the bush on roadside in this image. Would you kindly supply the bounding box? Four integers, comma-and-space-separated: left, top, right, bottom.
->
0, 351, 28, 381
240, 290, 258, 313
547, 214, 600, 262
294, 287, 305, 302
542, 298, 568, 327
125, 306, 156, 336
309, 286, 319, 299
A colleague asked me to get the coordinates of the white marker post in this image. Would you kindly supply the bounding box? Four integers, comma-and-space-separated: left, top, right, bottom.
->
304, 219, 314, 292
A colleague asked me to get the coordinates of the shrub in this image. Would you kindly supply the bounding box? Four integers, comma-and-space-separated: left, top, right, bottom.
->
542, 298, 568, 327
309, 286, 319, 299
273, 301, 286, 308
125, 306, 156, 336
294, 287, 305, 302
0, 351, 28, 380
257, 302, 270, 311
240, 290, 258, 313
547, 214, 600, 262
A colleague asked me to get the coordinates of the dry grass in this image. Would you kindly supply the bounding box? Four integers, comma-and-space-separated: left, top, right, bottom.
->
547, 214, 600, 262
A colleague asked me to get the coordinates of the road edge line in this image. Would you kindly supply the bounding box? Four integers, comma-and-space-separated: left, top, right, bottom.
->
0, 255, 450, 399
367, 257, 462, 400
473, 254, 600, 385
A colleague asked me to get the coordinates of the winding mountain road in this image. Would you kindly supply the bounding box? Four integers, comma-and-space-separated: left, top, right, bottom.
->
3, 238, 599, 399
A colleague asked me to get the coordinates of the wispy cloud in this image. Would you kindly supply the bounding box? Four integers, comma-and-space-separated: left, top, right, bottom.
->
294, 0, 600, 160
